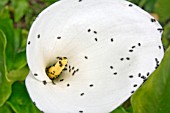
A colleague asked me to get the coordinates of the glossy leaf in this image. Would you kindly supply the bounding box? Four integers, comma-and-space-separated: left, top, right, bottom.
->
20, 29, 28, 50
139, 0, 157, 12
43, 0, 58, 4
131, 47, 170, 113
164, 22, 170, 40
111, 106, 128, 113
11, 0, 29, 22
127, 0, 140, 5
7, 65, 29, 83
0, 30, 12, 107
13, 29, 27, 70
0, 0, 8, 6
162, 22, 170, 49
13, 51, 27, 70
14, 29, 22, 53
126, 106, 133, 113
7, 82, 41, 113
0, 103, 14, 113
0, 6, 10, 19
0, 19, 15, 71
155, 0, 170, 23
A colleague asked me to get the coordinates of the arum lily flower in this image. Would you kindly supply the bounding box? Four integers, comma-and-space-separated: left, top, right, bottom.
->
26, 0, 164, 113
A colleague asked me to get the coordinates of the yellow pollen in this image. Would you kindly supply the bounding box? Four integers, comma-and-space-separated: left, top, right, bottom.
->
46, 57, 68, 80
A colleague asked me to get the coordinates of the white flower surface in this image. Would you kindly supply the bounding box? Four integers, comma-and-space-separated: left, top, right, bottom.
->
26, 0, 164, 113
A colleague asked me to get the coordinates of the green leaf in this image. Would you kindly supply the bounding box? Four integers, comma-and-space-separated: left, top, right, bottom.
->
155, 0, 170, 23
0, 0, 9, 6
126, 106, 133, 113
131, 47, 170, 113
11, 0, 29, 22
0, 30, 12, 107
162, 22, 170, 49
14, 29, 22, 53
111, 106, 128, 113
13, 51, 27, 70
139, 0, 157, 12
13, 29, 27, 70
0, 19, 27, 71
163, 22, 170, 40
127, 0, 141, 5
162, 38, 170, 51
11, 28, 27, 70
0, 29, 7, 77
0, 6, 10, 19
0, 19, 15, 71
7, 82, 41, 113
0, 103, 14, 113
20, 29, 28, 50
7, 65, 29, 83
122, 99, 133, 113
43, 0, 58, 4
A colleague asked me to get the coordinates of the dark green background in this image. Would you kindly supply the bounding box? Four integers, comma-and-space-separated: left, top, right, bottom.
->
0, 0, 170, 113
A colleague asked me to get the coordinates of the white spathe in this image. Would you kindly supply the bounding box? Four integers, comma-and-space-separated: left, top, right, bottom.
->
26, 0, 164, 113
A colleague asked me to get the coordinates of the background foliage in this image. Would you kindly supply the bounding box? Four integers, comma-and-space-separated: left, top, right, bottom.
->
0, 0, 170, 113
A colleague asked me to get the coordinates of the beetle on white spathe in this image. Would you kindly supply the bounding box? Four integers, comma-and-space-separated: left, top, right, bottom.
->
26, 0, 164, 113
